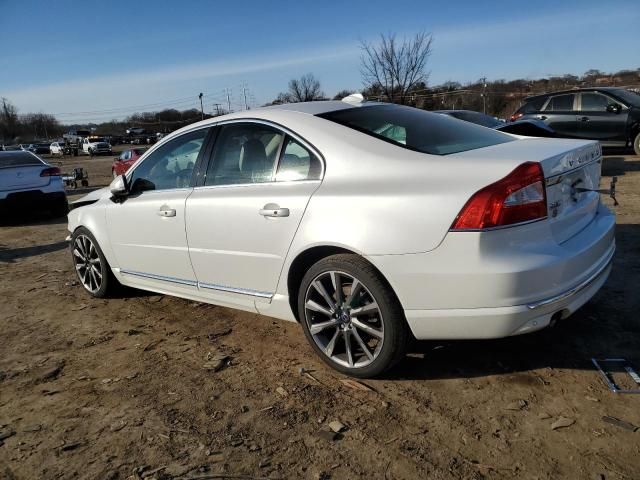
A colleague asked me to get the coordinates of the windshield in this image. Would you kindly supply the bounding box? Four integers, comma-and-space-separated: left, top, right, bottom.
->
90, 138, 106, 143
611, 89, 640, 108
319, 104, 514, 155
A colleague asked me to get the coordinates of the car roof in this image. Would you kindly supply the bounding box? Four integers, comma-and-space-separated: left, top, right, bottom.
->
262, 100, 378, 115
524, 87, 625, 102
433, 109, 486, 114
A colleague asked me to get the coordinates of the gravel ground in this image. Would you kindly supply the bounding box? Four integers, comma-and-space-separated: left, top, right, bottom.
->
1, 147, 639, 480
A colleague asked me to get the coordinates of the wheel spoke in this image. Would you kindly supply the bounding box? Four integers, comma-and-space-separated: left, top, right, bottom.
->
305, 299, 333, 317
344, 330, 354, 367
345, 279, 362, 307
89, 257, 100, 264
75, 264, 85, 272
350, 301, 379, 316
312, 280, 336, 312
90, 269, 98, 290
73, 248, 85, 261
91, 265, 102, 278
75, 239, 86, 258
352, 318, 383, 339
352, 328, 374, 361
330, 271, 343, 305
310, 319, 338, 335
325, 328, 340, 356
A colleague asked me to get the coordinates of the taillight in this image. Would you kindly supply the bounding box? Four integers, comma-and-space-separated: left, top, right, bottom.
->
451, 162, 547, 230
40, 167, 61, 177
510, 112, 523, 122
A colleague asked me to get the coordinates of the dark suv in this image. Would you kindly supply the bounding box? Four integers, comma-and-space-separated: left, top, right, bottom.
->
511, 87, 640, 155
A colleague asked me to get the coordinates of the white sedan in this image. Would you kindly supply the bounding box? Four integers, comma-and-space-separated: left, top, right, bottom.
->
66, 99, 615, 377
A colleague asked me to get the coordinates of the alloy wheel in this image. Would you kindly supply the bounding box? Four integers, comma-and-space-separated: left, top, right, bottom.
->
72, 234, 103, 293
304, 270, 384, 368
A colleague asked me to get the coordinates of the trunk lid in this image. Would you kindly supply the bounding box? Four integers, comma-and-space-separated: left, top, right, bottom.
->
0, 165, 51, 191
541, 140, 602, 244
451, 138, 602, 244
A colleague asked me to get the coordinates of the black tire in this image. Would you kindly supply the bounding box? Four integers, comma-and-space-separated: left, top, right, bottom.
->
633, 131, 640, 157
70, 227, 119, 298
297, 254, 410, 378
89, 149, 94, 157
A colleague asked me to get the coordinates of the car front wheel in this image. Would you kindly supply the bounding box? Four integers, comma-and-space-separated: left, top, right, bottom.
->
298, 254, 410, 378
633, 131, 640, 157
70, 227, 118, 298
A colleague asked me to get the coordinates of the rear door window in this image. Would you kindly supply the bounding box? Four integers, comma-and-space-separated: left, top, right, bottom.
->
205, 123, 284, 186
318, 104, 513, 155
543, 94, 576, 111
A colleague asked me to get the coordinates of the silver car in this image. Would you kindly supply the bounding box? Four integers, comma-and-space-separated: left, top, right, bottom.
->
0, 151, 67, 216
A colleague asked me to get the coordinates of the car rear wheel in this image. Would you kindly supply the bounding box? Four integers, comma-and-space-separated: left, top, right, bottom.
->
298, 254, 410, 378
70, 227, 118, 298
633, 132, 640, 157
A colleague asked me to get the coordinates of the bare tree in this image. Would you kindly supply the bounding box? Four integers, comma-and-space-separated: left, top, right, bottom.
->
287, 73, 325, 102
0, 97, 19, 142
360, 32, 433, 104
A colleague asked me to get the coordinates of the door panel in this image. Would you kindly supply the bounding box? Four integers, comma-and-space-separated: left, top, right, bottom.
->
185, 122, 323, 305
106, 189, 196, 285
577, 92, 628, 141
105, 127, 211, 289
186, 181, 319, 301
538, 93, 578, 137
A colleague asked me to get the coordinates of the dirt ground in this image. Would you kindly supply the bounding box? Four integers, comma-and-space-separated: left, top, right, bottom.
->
1, 146, 639, 480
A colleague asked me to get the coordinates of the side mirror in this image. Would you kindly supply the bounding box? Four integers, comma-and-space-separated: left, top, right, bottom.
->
129, 177, 155, 195
109, 174, 128, 197
606, 103, 621, 113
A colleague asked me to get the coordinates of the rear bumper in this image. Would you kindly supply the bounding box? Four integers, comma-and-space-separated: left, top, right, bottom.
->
368, 202, 615, 340
0, 190, 67, 212
404, 244, 613, 339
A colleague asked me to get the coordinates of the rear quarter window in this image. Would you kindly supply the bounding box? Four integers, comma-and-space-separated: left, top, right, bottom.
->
318, 104, 514, 155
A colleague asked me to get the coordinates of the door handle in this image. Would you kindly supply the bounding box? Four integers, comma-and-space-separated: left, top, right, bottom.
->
158, 206, 176, 217
259, 203, 290, 217
537, 115, 547, 120
579, 116, 589, 122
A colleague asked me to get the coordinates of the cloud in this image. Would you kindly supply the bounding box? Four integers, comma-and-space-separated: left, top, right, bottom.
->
3, 45, 359, 120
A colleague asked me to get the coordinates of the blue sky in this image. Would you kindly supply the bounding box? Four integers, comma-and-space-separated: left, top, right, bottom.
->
1, 0, 638, 123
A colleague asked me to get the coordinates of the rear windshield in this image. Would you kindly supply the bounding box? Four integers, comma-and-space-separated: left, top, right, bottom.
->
519, 97, 547, 113
318, 104, 514, 155
0, 152, 44, 167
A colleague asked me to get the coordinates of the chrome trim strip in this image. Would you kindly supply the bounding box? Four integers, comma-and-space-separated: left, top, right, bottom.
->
450, 217, 546, 233
119, 269, 273, 298
527, 245, 615, 310
120, 269, 198, 287
545, 156, 602, 185
198, 281, 273, 298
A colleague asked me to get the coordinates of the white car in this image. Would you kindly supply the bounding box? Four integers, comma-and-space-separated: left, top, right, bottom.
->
1, 150, 68, 216
50, 141, 66, 156
66, 99, 615, 377
82, 137, 112, 156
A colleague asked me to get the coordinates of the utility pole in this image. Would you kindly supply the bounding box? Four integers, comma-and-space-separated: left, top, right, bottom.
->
242, 84, 248, 110
198, 93, 204, 120
225, 89, 232, 113
481, 77, 487, 114
213, 103, 222, 116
